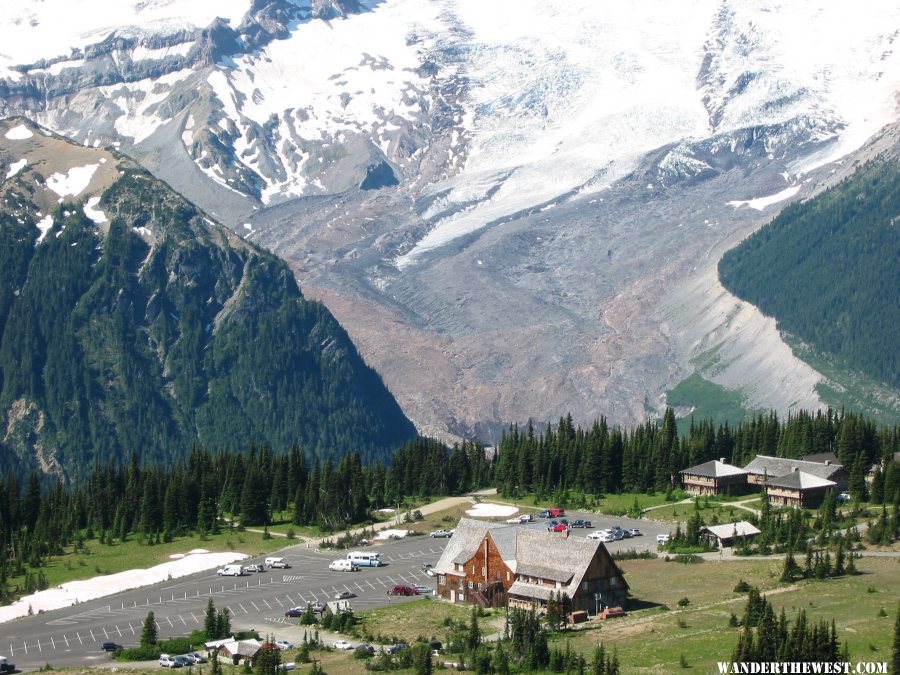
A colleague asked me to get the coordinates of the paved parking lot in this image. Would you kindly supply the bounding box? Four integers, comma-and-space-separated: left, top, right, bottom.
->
1, 506, 672, 671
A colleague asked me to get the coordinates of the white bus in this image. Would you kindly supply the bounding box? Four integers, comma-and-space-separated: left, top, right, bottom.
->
346, 551, 383, 567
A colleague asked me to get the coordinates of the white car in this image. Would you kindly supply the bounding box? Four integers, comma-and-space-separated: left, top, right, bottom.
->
274, 640, 294, 651
159, 655, 179, 668
412, 583, 431, 594
333, 640, 354, 650
627, 528, 642, 537
656, 533, 670, 544
587, 531, 614, 542
430, 529, 453, 538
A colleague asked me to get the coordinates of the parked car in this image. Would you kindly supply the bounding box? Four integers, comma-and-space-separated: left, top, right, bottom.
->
333, 640, 354, 651
389, 584, 418, 596
335, 590, 357, 600
549, 523, 568, 532
284, 607, 306, 618
412, 583, 431, 594
356, 644, 376, 655
518, 514, 534, 523
656, 534, 670, 544
186, 652, 207, 664
388, 643, 410, 654
274, 640, 294, 651
430, 529, 453, 538
173, 656, 193, 668
537, 510, 551, 518
429, 640, 444, 652
587, 530, 614, 542
0, 656, 15, 674
421, 563, 434, 575
159, 654, 180, 668
620, 529, 632, 539
837, 491, 851, 502
308, 602, 326, 613
570, 519, 592, 528
266, 557, 290, 569
548, 507, 566, 518
506, 516, 525, 524
100, 642, 122, 652
627, 528, 642, 537
180, 654, 203, 665
244, 563, 265, 573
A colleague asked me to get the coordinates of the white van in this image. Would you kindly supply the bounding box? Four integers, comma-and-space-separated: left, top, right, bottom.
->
266, 557, 290, 568
329, 559, 358, 572
217, 564, 244, 576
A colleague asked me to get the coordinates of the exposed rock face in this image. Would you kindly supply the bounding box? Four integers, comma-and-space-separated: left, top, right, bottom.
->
1, 1, 899, 439
0, 118, 415, 478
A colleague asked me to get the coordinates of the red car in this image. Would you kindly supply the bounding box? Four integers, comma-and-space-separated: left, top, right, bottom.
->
549, 523, 569, 532
548, 507, 565, 518
389, 584, 418, 596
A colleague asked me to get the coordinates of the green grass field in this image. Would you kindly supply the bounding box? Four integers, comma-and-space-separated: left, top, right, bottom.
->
7, 529, 288, 592
488, 491, 676, 515
643, 499, 762, 525
666, 371, 761, 431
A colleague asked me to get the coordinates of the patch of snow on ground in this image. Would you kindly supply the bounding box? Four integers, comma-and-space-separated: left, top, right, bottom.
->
133, 226, 153, 237
727, 185, 801, 211
83, 195, 108, 223
0, 551, 248, 624
374, 529, 408, 540
4, 124, 33, 140
46, 163, 99, 197
465, 503, 519, 518
5, 158, 27, 178
35, 215, 53, 244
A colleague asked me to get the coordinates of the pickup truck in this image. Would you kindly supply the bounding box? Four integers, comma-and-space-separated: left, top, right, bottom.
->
0, 655, 15, 673
505, 514, 533, 524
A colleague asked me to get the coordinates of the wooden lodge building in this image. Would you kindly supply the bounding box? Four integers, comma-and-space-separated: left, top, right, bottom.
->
432, 518, 628, 615
679, 458, 748, 496
743, 455, 847, 490
763, 470, 837, 508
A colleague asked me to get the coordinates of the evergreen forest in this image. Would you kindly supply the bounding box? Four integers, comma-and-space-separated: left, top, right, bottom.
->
719, 158, 900, 388
0, 166, 415, 480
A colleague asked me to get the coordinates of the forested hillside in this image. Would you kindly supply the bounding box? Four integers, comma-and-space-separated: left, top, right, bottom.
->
719, 159, 900, 388
493, 409, 900, 501
0, 122, 415, 479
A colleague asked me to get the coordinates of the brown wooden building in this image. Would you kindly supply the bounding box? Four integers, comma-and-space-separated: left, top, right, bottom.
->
432, 518, 628, 615
679, 458, 748, 496
763, 470, 837, 508
743, 455, 847, 491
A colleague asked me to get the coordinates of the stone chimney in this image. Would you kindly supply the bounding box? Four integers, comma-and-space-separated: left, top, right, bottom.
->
825, 460, 831, 466
792, 467, 799, 473
720, 457, 726, 464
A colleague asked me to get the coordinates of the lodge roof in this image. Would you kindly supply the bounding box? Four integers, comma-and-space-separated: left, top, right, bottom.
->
744, 455, 844, 481
679, 459, 747, 479
763, 470, 836, 490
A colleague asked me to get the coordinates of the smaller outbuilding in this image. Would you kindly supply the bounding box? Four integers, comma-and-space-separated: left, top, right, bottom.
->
216, 638, 262, 666
700, 521, 761, 548
679, 458, 748, 496
325, 599, 352, 617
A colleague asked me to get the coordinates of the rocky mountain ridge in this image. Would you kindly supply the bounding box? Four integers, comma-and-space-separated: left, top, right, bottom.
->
0, 117, 415, 478
1, 0, 899, 439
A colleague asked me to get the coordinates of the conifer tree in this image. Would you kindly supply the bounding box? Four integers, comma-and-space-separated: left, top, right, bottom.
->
892, 602, 900, 675
204, 598, 218, 638
140, 610, 158, 647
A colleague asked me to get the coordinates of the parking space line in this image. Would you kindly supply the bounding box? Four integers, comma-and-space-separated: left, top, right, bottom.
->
263, 599, 272, 609
239, 603, 248, 614
251, 601, 260, 612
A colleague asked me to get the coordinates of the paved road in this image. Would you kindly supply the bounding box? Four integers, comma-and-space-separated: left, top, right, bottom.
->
0, 535, 451, 672
0, 504, 672, 672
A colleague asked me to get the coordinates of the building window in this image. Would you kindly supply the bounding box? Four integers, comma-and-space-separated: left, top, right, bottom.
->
482, 567, 486, 576
468, 581, 474, 589
582, 581, 588, 591
506, 571, 510, 582
472, 565, 475, 574
439, 575, 445, 585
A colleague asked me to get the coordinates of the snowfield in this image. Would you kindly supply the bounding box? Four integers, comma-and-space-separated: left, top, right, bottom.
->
465, 503, 518, 518
4, 124, 33, 140
0, 551, 248, 624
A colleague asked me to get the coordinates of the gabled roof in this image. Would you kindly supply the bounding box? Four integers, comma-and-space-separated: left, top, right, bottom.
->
744, 455, 844, 480
680, 459, 747, 478
433, 518, 628, 598
701, 521, 761, 539
219, 639, 261, 658
763, 471, 836, 490
801, 452, 839, 465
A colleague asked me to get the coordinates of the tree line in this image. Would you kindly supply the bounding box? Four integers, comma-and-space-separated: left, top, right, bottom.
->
493, 408, 899, 499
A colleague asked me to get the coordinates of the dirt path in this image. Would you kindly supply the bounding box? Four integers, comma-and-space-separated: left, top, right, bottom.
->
243, 495, 477, 548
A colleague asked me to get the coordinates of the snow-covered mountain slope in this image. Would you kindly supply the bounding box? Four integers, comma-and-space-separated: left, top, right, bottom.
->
2, 0, 899, 436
